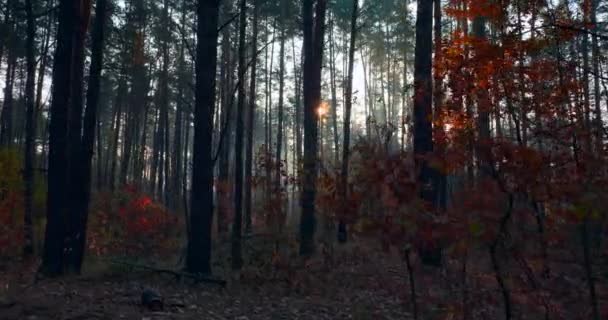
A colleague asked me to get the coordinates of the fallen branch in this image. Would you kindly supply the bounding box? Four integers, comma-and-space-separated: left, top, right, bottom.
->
102, 259, 227, 287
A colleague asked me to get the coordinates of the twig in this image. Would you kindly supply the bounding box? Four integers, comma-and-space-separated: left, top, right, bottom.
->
218, 13, 240, 33
404, 247, 418, 320
102, 258, 227, 287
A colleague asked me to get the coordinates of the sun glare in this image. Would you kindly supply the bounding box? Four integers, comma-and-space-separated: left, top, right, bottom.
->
317, 101, 329, 118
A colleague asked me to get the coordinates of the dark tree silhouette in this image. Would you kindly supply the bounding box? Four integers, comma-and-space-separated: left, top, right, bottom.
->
300, 0, 327, 256
231, 0, 248, 271
187, 0, 220, 275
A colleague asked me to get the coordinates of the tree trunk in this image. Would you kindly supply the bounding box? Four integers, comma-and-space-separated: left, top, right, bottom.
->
172, 4, 188, 210
0, 44, 16, 146
231, 0, 247, 271
300, 0, 327, 256
244, 0, 259, 235
187, 0, 220, 275
328, 16, 339, 163
217, 3, 233, 235
338, 0, 358, 244
23, 0, 36, 256
413, 0, 441, 266
109, 79, 125, 191
275, 15, 285, 193
0, 0, 10, 65
41, 0, 79, 277
433, 0, 447, 210
65, 0, 106, 273
413, 0, 434, 204
264, 21, 276, 205
293, 39, 303, 169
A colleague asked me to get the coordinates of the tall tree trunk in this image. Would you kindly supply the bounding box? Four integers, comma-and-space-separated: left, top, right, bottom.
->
434, 0, 446, 209
244, 0, 259, 235
264, 22, 276, 204
121, 5, 148, 187
41, 0, 79, 277
328, 16, 339, 163
275, 14, 285, 193
590, 0, 602, 152
293, 39, 303, 168
300, 0, 327, 256
413, 0, 434, 204
217, 3, 233, 235
187, 0, 220, 274
172, 4, 187, 210
65, 0, 106, 273
273, 0, 286, 246
23, 0, 37, 256
401, 0, 410, 151
231, 0, 247, 271
158, 0, 171, 203
64, 0, 92, 274
338, 0, 358, 244
414, 0, 442, 266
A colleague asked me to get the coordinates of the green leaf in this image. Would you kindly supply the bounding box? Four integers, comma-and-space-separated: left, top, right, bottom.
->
574, 204, 588, 220
469, 221, 484, 237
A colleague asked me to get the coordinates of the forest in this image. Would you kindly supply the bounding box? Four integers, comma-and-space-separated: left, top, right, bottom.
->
0, 0, 607, 319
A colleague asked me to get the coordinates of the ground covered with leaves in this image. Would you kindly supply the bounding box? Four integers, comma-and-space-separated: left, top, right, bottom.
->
0, 239, 414, 320
2, 233, 608, 320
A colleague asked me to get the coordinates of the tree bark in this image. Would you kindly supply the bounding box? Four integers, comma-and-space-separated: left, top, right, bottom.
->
231, 0, 247, 271
65, 0, 107, 273
413, 0, 434, 204
217, 2, 233, 235
0, 42, 16, 146
23, 0, 37, 256
41, 0, 79, 276
300, 0, 327, 256
187, 0, 220, 275
433, 0, 446, 210
244, 0, 259, 235
275, 5, 286, 193
338, 0, 358, 244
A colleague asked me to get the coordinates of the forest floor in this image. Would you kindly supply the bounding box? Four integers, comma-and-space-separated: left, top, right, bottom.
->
2, 233, 608, 320
0, 237, 415, 320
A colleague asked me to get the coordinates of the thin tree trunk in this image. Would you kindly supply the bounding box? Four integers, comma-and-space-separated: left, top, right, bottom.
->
293, 39, 303, 170
275, 19, 285, 192
23, 0, 36, 256
590, 0, 602, 152
172, 4, 188, 210
265, 22, 276, 204
328, 16, 339, 163
217, 5, 232, 236
244, 0, 259, 234
338, 0, 358, 244
109, 80, 125, 191
231, 0, 247, 271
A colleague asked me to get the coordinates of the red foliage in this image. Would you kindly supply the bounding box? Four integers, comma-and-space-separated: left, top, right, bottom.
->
0, 191, 23, 256
88, 186, 179, 257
